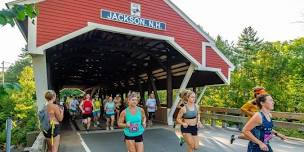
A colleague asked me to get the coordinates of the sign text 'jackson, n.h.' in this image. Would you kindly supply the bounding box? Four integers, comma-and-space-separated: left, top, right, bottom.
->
100, 10, 166, 31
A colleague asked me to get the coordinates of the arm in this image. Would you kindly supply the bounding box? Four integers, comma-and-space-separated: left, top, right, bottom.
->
69, 100, 73, 108
242, 113, 269, 151
241, 102, 255, 117
118, 110, 128, 128
79, 100, 84, 113
54, 105, 64, 122
141, 108, 147, 127
272, 130, 287, 140
177, 100, 183, 108
104, 103, 107, 111
176, 107, 187, 127
145, 100, 148, 108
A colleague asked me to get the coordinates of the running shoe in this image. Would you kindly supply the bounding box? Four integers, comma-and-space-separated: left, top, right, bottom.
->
179, 137, 185, 146
230, 135, 235, 144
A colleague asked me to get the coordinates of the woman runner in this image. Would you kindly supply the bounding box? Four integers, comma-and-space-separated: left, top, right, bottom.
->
174, 91, 188, 146
231, 86, 268, 144
43, 90, 64, 152
104, 96, 116, 130
176, 89, 203, 152
79, 94, 93, 131
118, 92, 146, 152
243, 94, 287, 152
92, 95, 101, 127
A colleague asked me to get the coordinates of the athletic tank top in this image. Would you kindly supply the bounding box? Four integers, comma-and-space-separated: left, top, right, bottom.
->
105, 102, 115, 114
249, 112, 273, 145
93, 100, 101, 112
83, 100, 93, 114
124, 107, 144, 137
182, 105, 198, 119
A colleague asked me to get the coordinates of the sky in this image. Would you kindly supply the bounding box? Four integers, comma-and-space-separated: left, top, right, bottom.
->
0, 0, 303, 65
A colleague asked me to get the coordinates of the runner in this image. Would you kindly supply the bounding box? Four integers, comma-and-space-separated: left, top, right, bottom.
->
146, 93, 157, 127
93, 95, 101, 127
79, 94, 93, 131
243, 94, 287, 152
176, 89, 203, 152
65, 95, 73, 111
231, 86, 267, 144
114, 95, 122, 126
69, 96, 79, 120
104, 96, 116, 130
43, 90, 64, 152
175, 91, 188, 146
118, 92, 146, 152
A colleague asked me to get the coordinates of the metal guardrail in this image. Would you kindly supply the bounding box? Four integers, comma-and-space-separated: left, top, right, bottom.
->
200, 106, 304, 131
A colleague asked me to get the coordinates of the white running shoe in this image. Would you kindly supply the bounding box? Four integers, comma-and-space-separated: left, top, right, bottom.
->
110, 127, 114, 130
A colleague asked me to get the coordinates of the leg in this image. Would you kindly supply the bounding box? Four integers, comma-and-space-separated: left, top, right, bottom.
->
125, 140, 136, 152
183, 133, 195, 152
46, 138, 52, 152
135, 142, 144, 152
116, 111, 120, 125
106, 117, 110, 130
52, 135, 60, 152
148, 113, 152, 126
192, 135, 199, 150
97, 112, 100, 125
111, 115, 115, 129
87, 117, 91, 130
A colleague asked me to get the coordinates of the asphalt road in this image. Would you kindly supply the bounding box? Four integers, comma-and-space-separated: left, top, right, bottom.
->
79, 126, 304, 152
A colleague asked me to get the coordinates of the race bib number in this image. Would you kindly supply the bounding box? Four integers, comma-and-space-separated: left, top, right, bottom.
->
264, 132, 272, 143
264, 128, 273, 143
129, 123, 139, 132
106, 108, 114, 114
84, 107, 92, 112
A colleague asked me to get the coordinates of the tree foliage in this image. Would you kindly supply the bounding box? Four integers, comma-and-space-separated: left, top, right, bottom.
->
0, 66, 37, 146
202, 27, 304, 112
5, 48, 32, 83
0, 4, 38, 26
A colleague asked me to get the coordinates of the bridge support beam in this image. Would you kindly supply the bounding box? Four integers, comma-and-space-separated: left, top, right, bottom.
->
32, 53, 49, 111
196, 86, 207, 105
167, 64, 195, 126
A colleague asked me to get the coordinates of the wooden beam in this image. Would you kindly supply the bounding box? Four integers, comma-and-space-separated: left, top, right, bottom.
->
167, 67, 173, 108
168, 64, 195, 125
148, 71, 160, 106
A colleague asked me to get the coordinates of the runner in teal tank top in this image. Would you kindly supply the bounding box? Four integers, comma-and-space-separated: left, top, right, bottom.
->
118, 91, 146, 152
124, 107, 145, 137
105, 96, 116, 131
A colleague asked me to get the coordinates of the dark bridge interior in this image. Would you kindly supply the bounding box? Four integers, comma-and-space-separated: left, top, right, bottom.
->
45, 29, 223, 94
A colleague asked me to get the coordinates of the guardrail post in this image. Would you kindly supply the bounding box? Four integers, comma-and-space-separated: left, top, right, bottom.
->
200, 109, 206, 125
238, 113, 245, 131
211, 111, 216, 127
222, 112, 228, 128
6, 118, 12, 152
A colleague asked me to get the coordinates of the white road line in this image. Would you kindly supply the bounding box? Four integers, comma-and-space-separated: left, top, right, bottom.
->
77, 132, 92, 152
69, 120, 92, 152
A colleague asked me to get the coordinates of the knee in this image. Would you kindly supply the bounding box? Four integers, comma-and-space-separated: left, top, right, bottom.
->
193, 144, 199, 150
188, 143, 199, 150
188, 143, 196, 149
129, 147, 136, 152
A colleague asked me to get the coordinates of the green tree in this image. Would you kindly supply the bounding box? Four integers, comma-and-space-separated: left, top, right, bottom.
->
0, 66, 38, 146
5, 49, 32, 83
0, 4, 38, 26
237, 26, 263, 58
